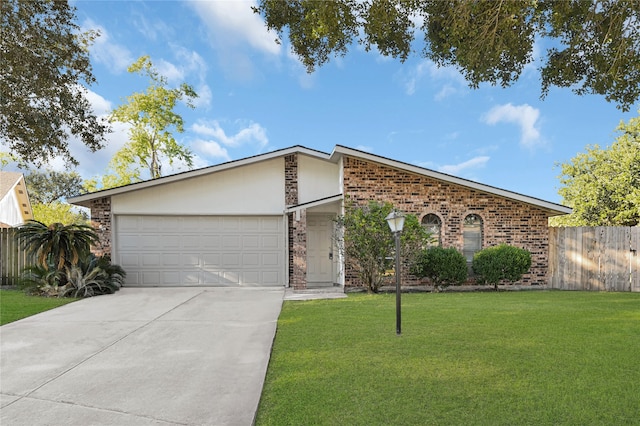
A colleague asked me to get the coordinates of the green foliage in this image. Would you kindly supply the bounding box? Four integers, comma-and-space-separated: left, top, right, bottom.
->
255, 0, 640, 111
31, 202, 89, 226
257, 292, 640, 425
19, 254, 124, 298
472, 244, 532, 290
412, 246, 467, 289
0, 0, 109, 165
16, 221, 124, 298
16, 220, 98, 270
24, 169, 83, 203
61, 254, 125, 297
335, 200, 429, 293
551, 113, 640, 226
0, 290, 77, 325
108, 55, 198, 181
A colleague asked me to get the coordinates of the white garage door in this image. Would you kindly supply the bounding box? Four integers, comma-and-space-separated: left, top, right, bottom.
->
115, 215, 284, 287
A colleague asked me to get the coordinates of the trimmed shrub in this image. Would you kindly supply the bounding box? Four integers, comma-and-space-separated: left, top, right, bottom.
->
472, 244, 532, 290
412, 246, 467, 290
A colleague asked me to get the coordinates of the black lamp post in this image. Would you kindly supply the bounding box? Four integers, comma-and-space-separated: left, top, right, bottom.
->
385, 210, 405, 335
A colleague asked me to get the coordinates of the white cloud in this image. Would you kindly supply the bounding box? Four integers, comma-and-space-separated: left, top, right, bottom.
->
156, 59, 185, 83
438, 156, 490, 175
191, 139, 231, 162
398, 60, 467, 99
193, 84, 213, 108
82, 87, 112, 116
82, 19, 134, 73
192, 120, 269, 149
188, 1, 281, 79
189, 1, 280, 56
483, 103, 543, 148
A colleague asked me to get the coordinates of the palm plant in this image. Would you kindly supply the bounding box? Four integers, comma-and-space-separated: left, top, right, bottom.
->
16, 221, 124, 298
17, 220, 99, 270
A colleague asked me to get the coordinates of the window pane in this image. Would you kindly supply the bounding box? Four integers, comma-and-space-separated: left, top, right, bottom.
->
422, 214, 441, 246
463, 214, 482, 262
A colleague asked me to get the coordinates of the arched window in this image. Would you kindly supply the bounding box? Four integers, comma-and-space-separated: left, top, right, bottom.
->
463, 214, 483, 262
422, 214, 442, 246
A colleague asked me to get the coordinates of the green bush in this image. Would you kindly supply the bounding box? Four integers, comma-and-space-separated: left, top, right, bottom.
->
412, 246, 467, 290
16, 221, 125, 298
19, 254, 125, 298
472, 244, 532, 290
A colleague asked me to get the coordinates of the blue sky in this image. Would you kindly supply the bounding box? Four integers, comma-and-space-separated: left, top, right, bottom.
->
58, 1, 639, 204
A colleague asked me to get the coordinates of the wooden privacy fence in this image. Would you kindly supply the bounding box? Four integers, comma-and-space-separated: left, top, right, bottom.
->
0, 228, 33, 286
549, 227, 640, 292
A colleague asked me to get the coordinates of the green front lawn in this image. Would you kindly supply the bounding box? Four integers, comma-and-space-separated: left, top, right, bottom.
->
0, 290, 77, 325
256, 291, 640, 425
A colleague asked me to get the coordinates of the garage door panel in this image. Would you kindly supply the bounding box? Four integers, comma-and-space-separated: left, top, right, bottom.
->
116, 215, 283, 286
262, 253, 280, 266
262, 271, 280, 286
262, 235, 280, 249
162, 253, 180, 267
202, 236, 221, 249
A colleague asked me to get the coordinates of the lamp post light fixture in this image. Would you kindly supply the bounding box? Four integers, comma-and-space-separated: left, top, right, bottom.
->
385, 210, 405, 335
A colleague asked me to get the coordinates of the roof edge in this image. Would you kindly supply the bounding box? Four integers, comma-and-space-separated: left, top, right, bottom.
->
68, 145, 330, 204
331, 145, 572, 215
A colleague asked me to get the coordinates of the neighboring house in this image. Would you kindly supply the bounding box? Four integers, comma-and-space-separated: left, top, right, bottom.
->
0, 171, 33, 228
68, 145, 571, 289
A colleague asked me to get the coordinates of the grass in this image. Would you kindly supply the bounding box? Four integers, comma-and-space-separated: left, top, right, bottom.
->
0, 290, 77, 325
256, 291, 640, 425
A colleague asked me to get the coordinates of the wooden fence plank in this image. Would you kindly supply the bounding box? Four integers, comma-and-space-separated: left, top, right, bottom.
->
631, 228, 639, 292
0, 228, 33, 286
549, 226, 639, 292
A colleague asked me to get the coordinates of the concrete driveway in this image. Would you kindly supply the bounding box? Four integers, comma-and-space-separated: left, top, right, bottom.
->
0, 287, 284, 426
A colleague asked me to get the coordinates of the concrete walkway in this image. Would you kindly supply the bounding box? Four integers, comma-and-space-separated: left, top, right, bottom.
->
1, 287, 284, 426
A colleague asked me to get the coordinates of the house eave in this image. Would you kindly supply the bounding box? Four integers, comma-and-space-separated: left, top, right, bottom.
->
285, 194, 344, 213
68, 145, 332, 205
330, 145, 572, 216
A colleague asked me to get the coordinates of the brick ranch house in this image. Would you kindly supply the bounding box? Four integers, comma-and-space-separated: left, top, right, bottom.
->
68, 145, 571, 290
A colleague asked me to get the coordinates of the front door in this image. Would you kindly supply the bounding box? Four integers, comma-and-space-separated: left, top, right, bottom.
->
307, 215, 334, 286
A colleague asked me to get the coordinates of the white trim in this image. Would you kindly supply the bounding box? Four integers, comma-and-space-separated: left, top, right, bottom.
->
330, 145, 572, 215
69, 144, 571, 216
284, 194, 343, 213
68, 146, 330, 205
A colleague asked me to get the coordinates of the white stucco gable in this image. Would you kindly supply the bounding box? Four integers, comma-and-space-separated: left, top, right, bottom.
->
0, 172, 33, 227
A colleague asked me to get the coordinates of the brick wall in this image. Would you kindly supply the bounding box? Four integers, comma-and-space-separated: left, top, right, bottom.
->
88, 197, 112, 258
342, 156, 551, 287
285, 154, 307, 288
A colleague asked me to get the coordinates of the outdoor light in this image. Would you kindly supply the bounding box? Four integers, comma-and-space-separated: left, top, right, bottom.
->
385, 210, 405, 335
385, 210, 405, 234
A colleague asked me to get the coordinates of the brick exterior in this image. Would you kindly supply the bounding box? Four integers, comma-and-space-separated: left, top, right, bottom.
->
88, 197, 112, 258
285, 154, 307, 289
342, 156, 551, 287
290, 210, 307, 289
284, 154, 298, 206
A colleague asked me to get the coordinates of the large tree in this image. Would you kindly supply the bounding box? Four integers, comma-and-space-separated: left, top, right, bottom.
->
1, 0, 109, 165
24, 169, 88, 225
108, 56, 197, 181
24, 170, 83, 204
551, 113, 640, 226
254, 0, 640, 111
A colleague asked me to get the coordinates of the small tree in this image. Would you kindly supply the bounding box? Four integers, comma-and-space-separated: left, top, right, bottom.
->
109, 56, 198, 182
412, 246, 467, 291
335, 200, 429, 293
472, 244, 532, 290
17, 220, 98, 270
